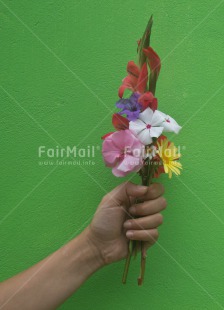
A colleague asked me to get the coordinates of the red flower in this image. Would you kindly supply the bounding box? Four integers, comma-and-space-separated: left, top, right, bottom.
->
153, 165, 165, 178
118, 61, 148, 98
143, 47, 161, 95
138, 91, 158, 111
101, 114, 129, 140
112, 114, 129, 130
143, 47, 161, 78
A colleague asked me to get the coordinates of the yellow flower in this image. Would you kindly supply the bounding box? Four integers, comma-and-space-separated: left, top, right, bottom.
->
157, 138, 182, 178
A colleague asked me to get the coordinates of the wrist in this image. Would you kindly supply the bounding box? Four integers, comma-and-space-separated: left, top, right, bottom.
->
60, 227, 104, 286
80, 226, 106, 269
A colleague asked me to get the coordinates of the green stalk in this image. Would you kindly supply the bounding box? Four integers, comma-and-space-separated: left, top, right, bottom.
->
122, 240, 136, 284
138, 162, 155, 286
122, 158, 154, 285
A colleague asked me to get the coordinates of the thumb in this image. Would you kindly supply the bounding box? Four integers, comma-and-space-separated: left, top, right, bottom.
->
101, 182, 148, 207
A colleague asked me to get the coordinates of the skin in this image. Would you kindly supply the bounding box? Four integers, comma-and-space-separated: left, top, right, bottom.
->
0, 182, 166, 310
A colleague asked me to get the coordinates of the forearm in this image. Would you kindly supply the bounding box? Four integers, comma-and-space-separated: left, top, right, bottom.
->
0, 228, 104, 310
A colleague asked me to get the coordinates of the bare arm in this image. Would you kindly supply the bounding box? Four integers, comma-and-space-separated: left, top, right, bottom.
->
0, 182, 166, 309
0, 228, 103, 310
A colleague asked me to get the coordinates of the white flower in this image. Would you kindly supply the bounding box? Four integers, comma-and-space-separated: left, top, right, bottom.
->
129, 108, 164, 145
157, 111, 182, 134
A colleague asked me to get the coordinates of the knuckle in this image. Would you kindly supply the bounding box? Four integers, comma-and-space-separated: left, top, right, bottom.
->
101, 192, 115, 204
125, 181, 134, 189
129, 219, 135, 226
131, 231, 135, 238
125, 181, 131, 187
136, 204, 144, 214
101, 194, 109, 203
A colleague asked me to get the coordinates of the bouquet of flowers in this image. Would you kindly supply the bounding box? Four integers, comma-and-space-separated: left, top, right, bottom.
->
101, 16, 182, 285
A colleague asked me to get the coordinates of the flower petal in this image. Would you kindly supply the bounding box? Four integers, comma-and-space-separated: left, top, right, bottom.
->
112, 114, 129, 130
116, 99, 127, 109
162, 116, 182, 133
150, 126, 164, 138
138, 107, 153, 124
118, 84, 127, 98
138, 129, 152, 145
117, 155, 142, 173
137, 62, 148, 93
138, 92, 158, 111
143, 47, 161, 76
102, 139, 120, 166
156, 111, 182, 134
151, 110, 165, 126
101, 132, 114, 140
112, 166, 127, 177
126, 111, 141, 121
118, 76, 135, 98
111, 129, 136, 150
127, 61, 140, 77
129, 119, 146, 135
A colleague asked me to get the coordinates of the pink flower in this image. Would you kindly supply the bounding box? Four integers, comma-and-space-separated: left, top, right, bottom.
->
102, 130, 144, 177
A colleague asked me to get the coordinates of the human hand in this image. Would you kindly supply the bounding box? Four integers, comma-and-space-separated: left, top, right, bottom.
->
84, 182, 166, 266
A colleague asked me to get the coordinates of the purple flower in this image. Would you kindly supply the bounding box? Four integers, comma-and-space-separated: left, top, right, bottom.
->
116, 93, 142, 121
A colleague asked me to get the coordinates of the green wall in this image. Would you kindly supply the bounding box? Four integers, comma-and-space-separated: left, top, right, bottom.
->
1, 1, 224, 309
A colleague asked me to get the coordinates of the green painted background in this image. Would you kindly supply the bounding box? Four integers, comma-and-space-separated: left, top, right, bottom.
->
1, 0, 224, 309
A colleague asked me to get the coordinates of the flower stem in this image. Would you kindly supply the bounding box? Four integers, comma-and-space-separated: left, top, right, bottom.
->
122, 240, 136, 284
122, 160, 155, 285
138, 242, 147, 285
138, 161, 155, 286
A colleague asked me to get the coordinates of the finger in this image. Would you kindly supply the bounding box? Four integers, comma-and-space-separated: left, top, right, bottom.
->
126, 228, 159, 242
125, 182, 148, 198
101, 182, 148, 205
138, 183, 165, 202
129, 196, 167, 216
123, 213, 163, 230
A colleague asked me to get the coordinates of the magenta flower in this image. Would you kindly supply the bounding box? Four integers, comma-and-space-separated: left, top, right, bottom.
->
102, 130, 144, 177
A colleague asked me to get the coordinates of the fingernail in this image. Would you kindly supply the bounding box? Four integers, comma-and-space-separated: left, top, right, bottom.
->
123, 221, 132, 228
126, 231, 133, 238
129, 206, 136, 214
